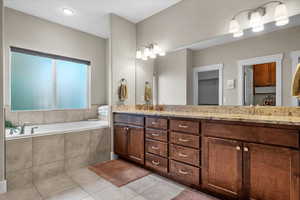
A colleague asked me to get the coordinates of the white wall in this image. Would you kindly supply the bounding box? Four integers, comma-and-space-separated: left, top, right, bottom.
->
109, 14, 136, 105
4, 8, 107, 106
192, 26, 300, 106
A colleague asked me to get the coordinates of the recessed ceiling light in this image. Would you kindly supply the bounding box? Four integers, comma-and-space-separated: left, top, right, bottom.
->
62, 8, 75, 16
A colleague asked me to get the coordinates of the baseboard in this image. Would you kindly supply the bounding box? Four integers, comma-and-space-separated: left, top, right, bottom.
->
0, 180, 7, 194
111, 152, 119, 160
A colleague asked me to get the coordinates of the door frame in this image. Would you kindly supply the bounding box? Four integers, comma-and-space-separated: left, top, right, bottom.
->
291, 50, 300, 106
193, 64, 223, 105
237, 54, 283, 106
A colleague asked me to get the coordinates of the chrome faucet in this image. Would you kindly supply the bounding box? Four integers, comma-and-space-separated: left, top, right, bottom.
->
20, 122, 30, 134
31, 127, 38, 134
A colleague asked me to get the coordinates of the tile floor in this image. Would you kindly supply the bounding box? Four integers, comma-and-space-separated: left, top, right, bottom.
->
0, 167, 218, 200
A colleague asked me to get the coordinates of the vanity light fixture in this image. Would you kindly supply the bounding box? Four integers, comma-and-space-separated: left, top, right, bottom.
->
62, 8, 75, 16
228, 1, 289, 37
136, 44, 166, 60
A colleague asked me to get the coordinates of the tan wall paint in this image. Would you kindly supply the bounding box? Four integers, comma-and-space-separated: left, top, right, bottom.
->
156, 49, 192, 105
192, 26, 300, 106
0, 0, 4, 182
109, 14, 136, 105
4, 8, 107, 106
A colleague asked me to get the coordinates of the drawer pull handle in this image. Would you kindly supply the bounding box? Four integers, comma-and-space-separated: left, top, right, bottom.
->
178, 124, 188, 128
236, 146, 241, 151
151, 160, 160, 166
179, 138, 190, 142
178, 153, 188, 158
151, 146, 159, 150
179, 169, 188, 175
151, 122, 158, 125
151, 133, 160, 137
129, 155, 142, 161
244, 147, 249, 152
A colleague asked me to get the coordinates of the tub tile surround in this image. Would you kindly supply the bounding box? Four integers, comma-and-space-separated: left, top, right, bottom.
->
5, 104, 100, 126
113, 105, 300, 126
5, 128, 111, 191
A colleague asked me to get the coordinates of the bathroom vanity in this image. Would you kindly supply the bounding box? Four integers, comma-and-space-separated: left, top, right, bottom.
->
113, 108, 300, 200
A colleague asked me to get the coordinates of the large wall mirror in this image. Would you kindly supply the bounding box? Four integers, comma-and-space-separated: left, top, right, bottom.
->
135, 15, 300, 107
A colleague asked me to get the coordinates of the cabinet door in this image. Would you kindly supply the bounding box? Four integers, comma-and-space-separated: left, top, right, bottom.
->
254, 64, 270, 87
202, 137, 243, 199
128, 126, 145, 165
244, 143, 299, 200
268, 62, 276, 86
114, 125, 128, 157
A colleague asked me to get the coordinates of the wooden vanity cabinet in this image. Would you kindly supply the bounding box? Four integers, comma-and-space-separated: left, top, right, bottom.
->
202, 121, 300, 200
114, 114, 145, 165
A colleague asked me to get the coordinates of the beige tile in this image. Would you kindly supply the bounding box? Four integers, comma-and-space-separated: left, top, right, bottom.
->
4, 186, 42, 200
77, 178, 113, 194
84, 105, 99, 120
6, 168, 33, 191
125, 175, 157, 194
65, 131, 90, 158
5, 110, 19, 126
140, 180, 184, 200
67, 168, 100, 185
89, 128, 111, 163
89, 150, 111, 165
91, 185, 138, 200
65, 154, 90, 170
82, 197, 96, 200
18, 111, 44, 125
33, 135, 64, 166
44, 111, 67, 123
34, 174, 78, 198
6, 138, 33, 172
45, 187, 89, 200
65, 110, 85, 122
33, 160, 64, 181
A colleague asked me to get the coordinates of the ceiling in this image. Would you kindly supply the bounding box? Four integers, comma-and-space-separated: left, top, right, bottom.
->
4, 0, 183, 38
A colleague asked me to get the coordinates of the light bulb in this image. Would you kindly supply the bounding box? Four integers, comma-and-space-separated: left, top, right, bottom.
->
62, 8, 75, 16
250, 11, 264, 32
275, 3, 289, 26
229, 19, 240, 34
136, 50, 142, 59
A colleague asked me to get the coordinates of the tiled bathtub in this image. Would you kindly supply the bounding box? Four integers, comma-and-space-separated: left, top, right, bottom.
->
5, 120, 111, 190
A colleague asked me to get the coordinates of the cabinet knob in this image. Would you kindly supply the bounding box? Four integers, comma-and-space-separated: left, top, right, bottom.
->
236, 146, 241, 151
244, 147, 249, 152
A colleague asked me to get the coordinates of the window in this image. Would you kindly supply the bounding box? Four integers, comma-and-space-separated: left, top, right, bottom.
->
10, 47, 90, 111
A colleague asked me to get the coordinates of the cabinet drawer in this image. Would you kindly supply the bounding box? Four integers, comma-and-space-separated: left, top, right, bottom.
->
114, 114, 144, 126
145, 153, 168, 173
146, 117, 168, 130
170, 132, 200, 149
146, 139, 168, 158
203, 121, 299, 148
146, 129, 168, 142
169, 160, 200, 186
170, 119, 199, 134
169, 144, 200, 166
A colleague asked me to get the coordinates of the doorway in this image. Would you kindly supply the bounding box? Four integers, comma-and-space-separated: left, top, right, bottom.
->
238, 54, 283, 106
193, 64, 223, 105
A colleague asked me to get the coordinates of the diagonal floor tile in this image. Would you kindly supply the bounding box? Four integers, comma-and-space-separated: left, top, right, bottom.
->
45, 187, 89, 200
34, 173, 78, 198
91, 185, 139, 200
2, 186, 42, 200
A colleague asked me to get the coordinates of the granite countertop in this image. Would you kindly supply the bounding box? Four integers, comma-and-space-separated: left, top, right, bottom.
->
113, 109, 300, 126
